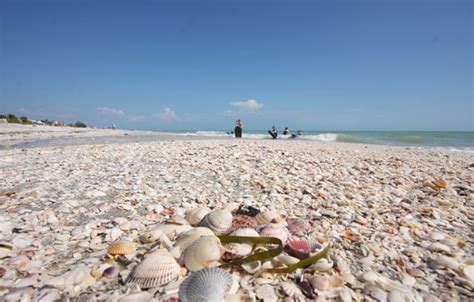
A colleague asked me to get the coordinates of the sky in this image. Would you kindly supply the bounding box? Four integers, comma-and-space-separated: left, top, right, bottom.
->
0, 0, 472, 131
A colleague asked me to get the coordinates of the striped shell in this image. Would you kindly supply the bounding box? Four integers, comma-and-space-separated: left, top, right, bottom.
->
258, 223, 289, 245
178, 267, 233, 302
222, 228, 259, 261
286, 217, 310, 237
108, 240, 134, 256
286, 239, 311, 259
231, 215, 258, 231
125, 250, 180, 289
183, 236, 224, 272
281, 281, 303, 297
255, 211, 285, 225
200, 210, 233, 235
185, 207, 211, 226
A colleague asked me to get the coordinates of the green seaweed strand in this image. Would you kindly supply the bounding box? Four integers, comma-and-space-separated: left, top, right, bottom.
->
217, 235, 283, 267
265, 245, 331, 274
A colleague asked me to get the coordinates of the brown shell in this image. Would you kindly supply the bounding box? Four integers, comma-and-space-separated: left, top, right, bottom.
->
108, 240, 134, 256
231, 215, 258, 231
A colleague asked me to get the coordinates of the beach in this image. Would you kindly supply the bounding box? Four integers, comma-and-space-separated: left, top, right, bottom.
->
0, 124, 473, 301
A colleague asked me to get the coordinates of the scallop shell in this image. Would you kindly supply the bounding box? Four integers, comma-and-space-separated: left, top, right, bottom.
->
255, 211, 285, 225
222, 228, 259, 261
178, 267, 233, 302
256, 284, 278, 301
286, 239, 311, 259
108, 240, 134, 256
309, 275, 331, 291
182, 236, 224, 272
281, 281, 303, 297
231, 215, 258, 231
141, 224, 193, 243
185, 207, 211, 226
125, 250, 180, 288
286, 217, 310, 237
200, 209, 233, 235
258, 223, 289, 245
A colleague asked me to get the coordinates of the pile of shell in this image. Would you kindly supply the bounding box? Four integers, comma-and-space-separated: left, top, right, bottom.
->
83, 203, 342, 301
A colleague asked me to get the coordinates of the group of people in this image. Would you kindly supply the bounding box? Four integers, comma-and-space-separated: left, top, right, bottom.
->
232, 119, 302, 139
268, 126, 302, 139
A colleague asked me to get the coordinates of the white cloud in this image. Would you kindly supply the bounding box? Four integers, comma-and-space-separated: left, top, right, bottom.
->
230, 99, 264, 110
153, 108, 180, 122
97, 107, 125, 116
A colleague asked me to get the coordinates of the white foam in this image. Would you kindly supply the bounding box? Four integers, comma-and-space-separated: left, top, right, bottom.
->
303, 133, 338, 142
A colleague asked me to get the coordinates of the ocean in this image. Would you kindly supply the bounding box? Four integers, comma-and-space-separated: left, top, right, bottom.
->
173, 130, 474, 151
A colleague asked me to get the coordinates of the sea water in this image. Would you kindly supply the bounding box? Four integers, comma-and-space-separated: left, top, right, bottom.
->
174, 130, 474, 151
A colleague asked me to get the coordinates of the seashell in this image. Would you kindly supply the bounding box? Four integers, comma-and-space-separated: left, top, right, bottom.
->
406, 267, 425, 278
430, 231, 446, 241
256, 284, 278, 301
235, 204, 260, 217
241, 261, 261, 274
108, 240, 134, 256
182, 235, 224, 272
103, 266, 120, 279
222, 228, 259, 261
255, 211, 285, 225
170, 227, 215, 259
460, 265, 474, 283
387, 290, 404, 302
286, 217, 310, 237
141, 224, 193, 243
231, 215, 258, 231
258, 223, 289, 245
359, 271, 379, 284
178, 267, 233, 302
185, 207, 211, 226
274, 253, 300, 266
0, 266, 6, 278
433, 255, 461, 270
363, 286, 387, 301
310, 258, 334, 272
434, 178, 447, 189
281, 281, 303, 297
309, 275, 331, 291
222, 202, 240, 213
286, 239, 311, 259
126, 250, 180, 288
200, 210, 233, 235
118, 292, 153, 302
427, 242, 451, 254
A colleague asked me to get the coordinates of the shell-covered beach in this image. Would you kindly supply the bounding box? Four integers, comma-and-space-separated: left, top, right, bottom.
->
0, 125, 473, 301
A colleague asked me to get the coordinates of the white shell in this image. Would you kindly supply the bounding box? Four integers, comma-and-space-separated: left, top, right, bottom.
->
182, 236, 223, 272
200, 210, 233, 235
258, 223, 289, 245
255, 210, 285, 225
241, 261, 261, 274
141, 224, 193, 243
185, 207, 211, 226
125, 250, 180, 288
170, 227, 215, 258
256, 284, 278, 301
433, 255, 461, 270
178, 267, 233, 302
310, 258, 334, 272
461, 265, 474, 283
281, 281, 303, 297
223, 228, 259, 258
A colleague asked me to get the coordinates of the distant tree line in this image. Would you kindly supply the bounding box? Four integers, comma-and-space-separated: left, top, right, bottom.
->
0, 113, 87, 128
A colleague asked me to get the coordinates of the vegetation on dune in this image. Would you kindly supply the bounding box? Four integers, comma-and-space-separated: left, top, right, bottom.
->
1, 113, 87, 128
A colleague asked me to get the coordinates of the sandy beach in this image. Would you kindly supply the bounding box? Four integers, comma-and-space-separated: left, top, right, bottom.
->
0, 124, 473, 301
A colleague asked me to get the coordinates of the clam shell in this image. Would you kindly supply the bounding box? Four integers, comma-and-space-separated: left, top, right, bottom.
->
178, 267, 233, 302
103, 266, 120, 279
126, 250, 180, 288
183, 236, 224, 272
256, 284, 278, 301
255, 211, 285, 225
231, 215, 258, 231
310, 258, 334, 272
286, 217, 310, 237
185, 207, 211, 226
200, 210, 233, 235
286, 239, 311, 259
171, 227, 215, 258
108, 240, 134, 256
281, 281, 303, 297
309, 275, 331, 291
258, 223, 289, 245
241, 261, 261, 274
222, 228, 259, 260
141, 224, 193, 243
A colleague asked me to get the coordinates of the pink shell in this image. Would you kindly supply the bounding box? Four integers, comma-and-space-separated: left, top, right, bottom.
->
258, 224, 288, 245
231, 215, 258, 231
286, 218, 310, 237
286, 239, 311, 259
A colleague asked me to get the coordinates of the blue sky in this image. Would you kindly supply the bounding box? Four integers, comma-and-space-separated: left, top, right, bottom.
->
1, 0, 472, 131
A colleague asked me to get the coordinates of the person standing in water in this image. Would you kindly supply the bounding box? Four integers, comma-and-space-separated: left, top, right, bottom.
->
234, 119, 243, 138
283, 127, 290, 135
268, 126, 278, 139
